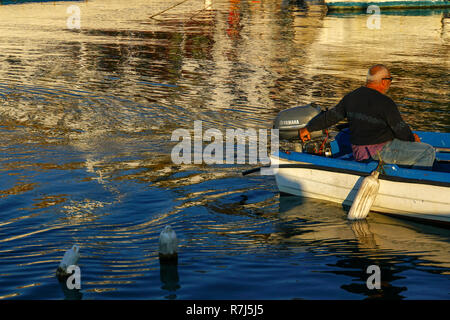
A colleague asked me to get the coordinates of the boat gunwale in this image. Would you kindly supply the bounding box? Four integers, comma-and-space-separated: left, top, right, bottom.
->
271, 154, 450, 188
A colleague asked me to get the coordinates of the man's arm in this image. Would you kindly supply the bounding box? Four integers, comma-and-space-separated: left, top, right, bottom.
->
306, 98, 346, 133
299, 98, 346, 141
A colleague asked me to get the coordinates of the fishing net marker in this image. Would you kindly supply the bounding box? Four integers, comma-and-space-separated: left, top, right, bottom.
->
159, 225, 178, 264
56, 245, 81, 290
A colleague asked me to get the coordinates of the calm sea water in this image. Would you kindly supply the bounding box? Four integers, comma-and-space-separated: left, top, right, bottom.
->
0, 0, 449, 300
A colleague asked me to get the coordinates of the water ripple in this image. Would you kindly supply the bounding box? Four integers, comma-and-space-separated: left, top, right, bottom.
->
0, 0, 448, 300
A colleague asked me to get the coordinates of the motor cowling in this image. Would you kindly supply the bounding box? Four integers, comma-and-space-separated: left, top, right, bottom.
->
273, 104, 322, 140
273, 104, 335, 156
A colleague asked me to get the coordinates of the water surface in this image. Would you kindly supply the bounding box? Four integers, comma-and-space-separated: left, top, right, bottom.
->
0, 0, 448, 300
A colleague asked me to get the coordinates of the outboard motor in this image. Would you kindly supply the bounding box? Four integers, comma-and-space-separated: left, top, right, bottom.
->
273, 104, 335, 156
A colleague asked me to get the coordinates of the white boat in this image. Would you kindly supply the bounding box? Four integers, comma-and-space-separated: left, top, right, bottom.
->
242, 105, 450, 226
267, 129, 450, 226
324, 0, 450, 10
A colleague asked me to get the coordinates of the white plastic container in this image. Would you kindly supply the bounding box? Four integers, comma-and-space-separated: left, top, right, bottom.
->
56, 245, 80, 279
159, 226, 178, 264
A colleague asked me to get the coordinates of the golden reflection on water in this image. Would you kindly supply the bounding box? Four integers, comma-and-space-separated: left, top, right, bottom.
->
0, 0, 448, 299
0, 182, 37, 198
276, 196, 450, 270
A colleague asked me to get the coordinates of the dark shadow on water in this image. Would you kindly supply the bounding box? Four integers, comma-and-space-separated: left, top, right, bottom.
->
331, 255, 408, 300
276, 194, 450, 299
58, 278, 83, 300
160, 261, 181, 300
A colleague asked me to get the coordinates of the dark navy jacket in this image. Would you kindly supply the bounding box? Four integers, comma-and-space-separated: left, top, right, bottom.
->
306, 86, 415, 146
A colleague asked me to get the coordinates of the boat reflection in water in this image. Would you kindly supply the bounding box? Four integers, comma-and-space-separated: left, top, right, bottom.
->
274, 196, 450, 299
324, 0, 450, 11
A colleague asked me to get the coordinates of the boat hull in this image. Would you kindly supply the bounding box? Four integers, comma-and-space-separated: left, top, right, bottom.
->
325, 0, 450, 11
271, 155, 450, 225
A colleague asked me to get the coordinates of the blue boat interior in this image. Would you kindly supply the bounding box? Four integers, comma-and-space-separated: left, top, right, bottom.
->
277, 129, 450, 183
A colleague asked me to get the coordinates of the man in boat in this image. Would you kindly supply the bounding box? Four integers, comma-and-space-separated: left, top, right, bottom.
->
299, 64, 436, 169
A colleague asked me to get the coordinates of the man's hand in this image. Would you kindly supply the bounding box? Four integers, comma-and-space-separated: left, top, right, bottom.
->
299, 127, 311, 142
413, 133, 421, 142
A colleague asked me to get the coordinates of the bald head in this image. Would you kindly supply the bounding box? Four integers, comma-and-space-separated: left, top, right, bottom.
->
366, 64, 390, 84
365, 64, 393, 94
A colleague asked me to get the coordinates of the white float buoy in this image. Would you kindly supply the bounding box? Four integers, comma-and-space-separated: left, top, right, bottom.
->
56, 245, 80, 280
347, 171, 380, 220
159, 225, 178, 264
